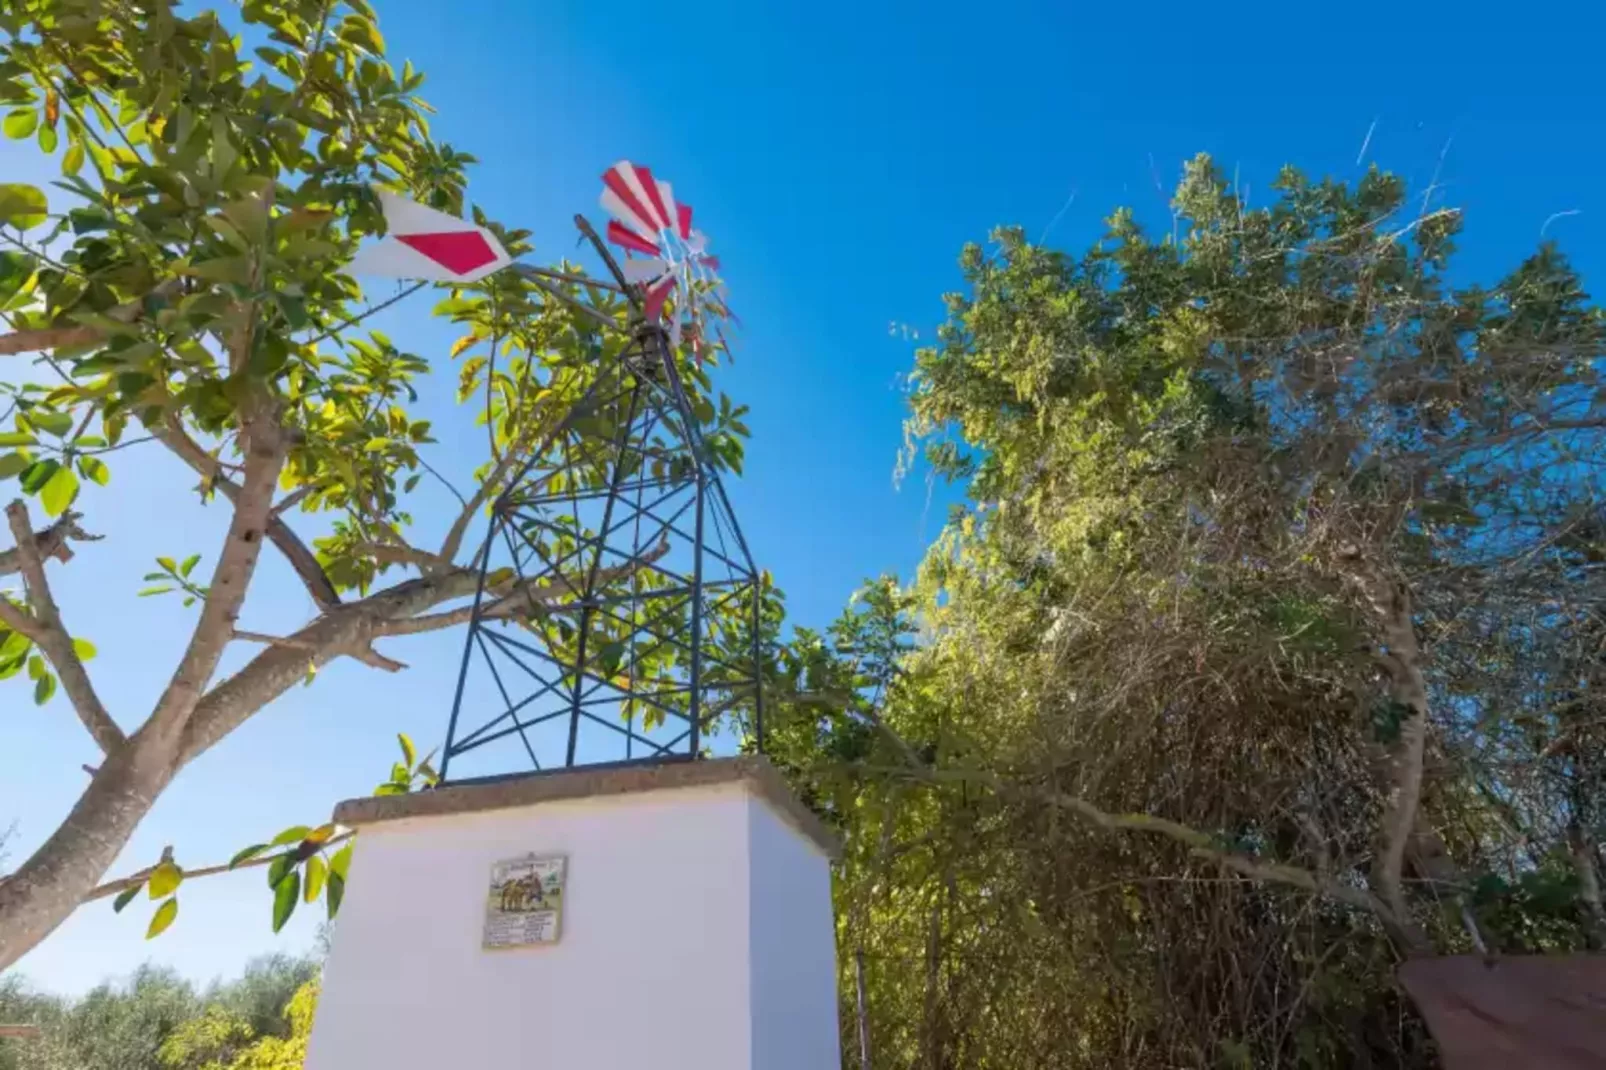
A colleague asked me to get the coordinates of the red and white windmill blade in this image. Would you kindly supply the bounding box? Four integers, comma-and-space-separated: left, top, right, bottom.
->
600, 161, 726, 349
347, 190, 511, 283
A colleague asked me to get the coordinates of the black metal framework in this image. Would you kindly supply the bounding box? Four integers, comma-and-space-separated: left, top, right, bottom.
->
436, 219, 764, 783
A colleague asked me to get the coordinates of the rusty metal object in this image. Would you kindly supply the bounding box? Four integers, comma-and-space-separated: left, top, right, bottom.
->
1399, 955, 1606, 1069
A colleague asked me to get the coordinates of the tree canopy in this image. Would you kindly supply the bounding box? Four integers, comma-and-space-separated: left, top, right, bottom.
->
768, 156, 1606, 1067
0, 955, 316, 1070
0, 0, 759, 971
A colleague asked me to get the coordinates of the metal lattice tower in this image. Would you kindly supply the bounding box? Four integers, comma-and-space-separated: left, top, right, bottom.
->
436, 220, 763, 784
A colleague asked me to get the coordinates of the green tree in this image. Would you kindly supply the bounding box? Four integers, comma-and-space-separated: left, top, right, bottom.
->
0, 0, 757, 971
1, 966, 197, 1070
771, 157, 1606, 1066
0, 954, 316, 1070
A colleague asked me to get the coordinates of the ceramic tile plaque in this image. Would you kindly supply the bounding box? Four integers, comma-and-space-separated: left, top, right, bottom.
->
483, 853, 566, 949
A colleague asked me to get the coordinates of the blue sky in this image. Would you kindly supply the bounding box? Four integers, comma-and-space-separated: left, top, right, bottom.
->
3, 0, 1604, 994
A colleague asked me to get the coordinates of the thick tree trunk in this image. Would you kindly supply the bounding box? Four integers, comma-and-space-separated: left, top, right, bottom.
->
0, 734, 175, 969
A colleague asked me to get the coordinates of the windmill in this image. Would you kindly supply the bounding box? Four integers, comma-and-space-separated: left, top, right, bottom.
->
352, 164, 764, 782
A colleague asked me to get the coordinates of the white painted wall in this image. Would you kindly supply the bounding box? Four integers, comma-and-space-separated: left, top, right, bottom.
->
306, 780, 840, 1070
748, 795, 842, 1070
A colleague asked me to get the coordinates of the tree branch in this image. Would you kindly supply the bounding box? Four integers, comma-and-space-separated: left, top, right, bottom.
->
1339, 546, 1435, 952
82, 830, 356, 904
155, 419, 340, 611
148, 403, 289, 737
373, 538, 671, 637
859, 761, 1394, 922
354, 541, 447, 573
268, 484, 316, 517
177, 567, 482, 765
0, 280, 182, 357
0, 510, 101, 577
437, 423, 558, 566
1, 501, 122, 754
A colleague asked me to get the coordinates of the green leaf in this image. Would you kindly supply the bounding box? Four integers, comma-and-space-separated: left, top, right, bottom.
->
0, 182, 46, 228
329, 842, 354, 881
76, 455, 109, 485
137, 586, 173, 597
71, 637, 95, 661
148, 860, 183, 899
265, 854, 293, 889
39, 464, 79, 516
398, 732, 416, 768
156, 555, 177, 573
62, 140, 84, 176
271, 825, 312, 846
112, 884, 141, 913
146, 897, 178, 939
32, 671, 55, 705
27, 411, 72, 437
304, 855, 327, 903
37, 122, 56, 154
2, 109, 37, 140
271, 871, 300, 933
179, 554, 201, 578
0, 453, 30, 479
0, 432, 36, 447
326, 872, 345, 919
183, 256, 251, 285
27, 654, 44, 681
229, 843, 270, 869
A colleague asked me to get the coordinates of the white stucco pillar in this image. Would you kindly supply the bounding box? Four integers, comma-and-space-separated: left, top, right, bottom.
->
304, 756, 842, 1070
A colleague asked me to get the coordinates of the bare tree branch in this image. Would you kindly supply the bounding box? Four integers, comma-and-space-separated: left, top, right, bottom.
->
147, 402, 289, 737
231, 628, 316, 651
0, 501, 122, 754
354, 541, 448, 573
0, 510, 100, 577
155, 418, 341, 611
268, 484, 316, 517
374, 538, 670, 637
860, 762, 1395, 923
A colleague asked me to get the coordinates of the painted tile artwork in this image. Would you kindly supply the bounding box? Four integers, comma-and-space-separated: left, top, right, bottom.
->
483, 854, 567, 949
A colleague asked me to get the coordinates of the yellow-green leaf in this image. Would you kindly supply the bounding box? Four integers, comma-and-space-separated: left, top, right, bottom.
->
0, 184, 48, 230
329, 841, 354, 881
77, 455, 109, 485
72, 637, 96, 660
37, 123, 57, 154
62, 141, 85, 176
3, 109, 37, 140
305, 823, 337, 845
303, 855, 327, 903
271, 824, 312, 846
146, 897, 178, 939
39, 464, 79, 517
398, 732, 416, 768
148, 860, 183, 899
